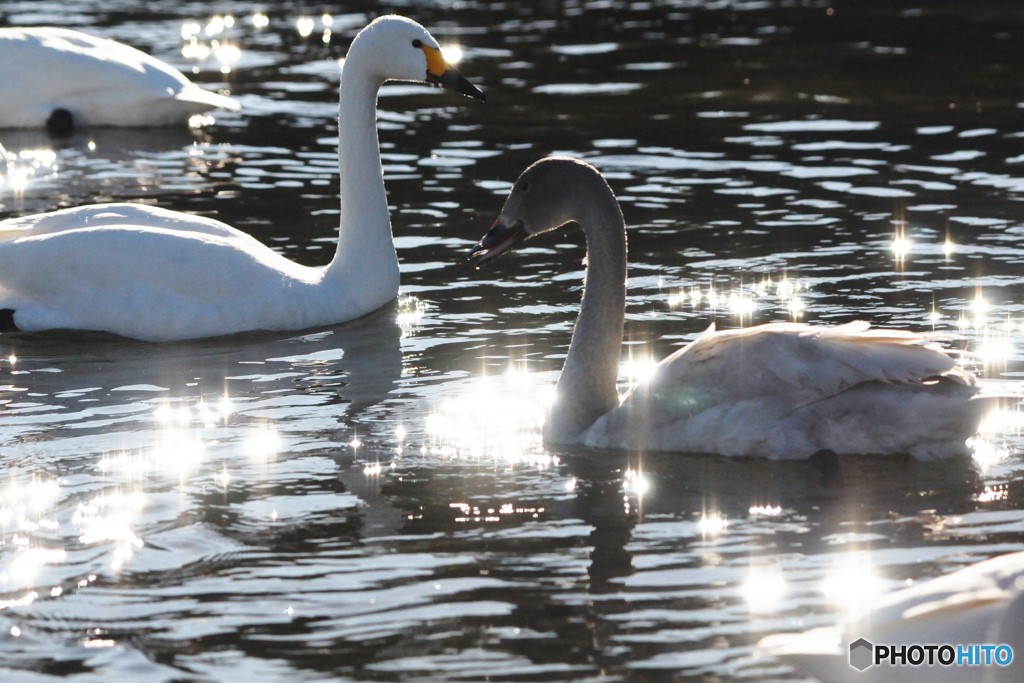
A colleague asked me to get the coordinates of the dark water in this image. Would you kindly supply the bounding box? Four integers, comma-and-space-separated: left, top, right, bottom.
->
2, 1, 1024, 680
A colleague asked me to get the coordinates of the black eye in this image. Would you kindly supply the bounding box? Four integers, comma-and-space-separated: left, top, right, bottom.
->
412, 39, 423, 48
520, 181, 529, 192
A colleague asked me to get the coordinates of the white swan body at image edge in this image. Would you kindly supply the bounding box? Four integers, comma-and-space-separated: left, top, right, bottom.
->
471, 157, 1016, 459
0, 27, 240, 130
757, 550, 1024, 682
0, 16, 483, 342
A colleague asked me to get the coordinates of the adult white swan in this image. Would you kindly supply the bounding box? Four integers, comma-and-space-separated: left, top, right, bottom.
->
757, 550, 1024, 682
0, 16, 483, 342
0, 27, 240, 132
470, 157, 1010, 459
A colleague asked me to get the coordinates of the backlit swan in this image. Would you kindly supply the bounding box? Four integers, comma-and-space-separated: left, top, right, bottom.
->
757, 551, 1024, 682
470, 158, 1010, 459
0, 27, 240, 132
0, 16, 483, 342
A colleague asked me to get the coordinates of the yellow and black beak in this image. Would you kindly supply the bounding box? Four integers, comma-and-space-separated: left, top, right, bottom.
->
422, 45, 485, 100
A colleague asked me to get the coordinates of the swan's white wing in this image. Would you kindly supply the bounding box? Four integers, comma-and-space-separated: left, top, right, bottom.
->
585, 322, 984, 457
757, 551, 1024, 682
0, 28, 238, 127
0, 203, 259, 244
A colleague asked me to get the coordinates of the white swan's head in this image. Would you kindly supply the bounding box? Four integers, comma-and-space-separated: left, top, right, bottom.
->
471, 157, 612, 265
348, 15, 484, 100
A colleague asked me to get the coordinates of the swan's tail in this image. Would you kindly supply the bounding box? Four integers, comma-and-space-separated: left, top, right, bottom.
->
973, 378, 1024, 400
175, 86, 241, 113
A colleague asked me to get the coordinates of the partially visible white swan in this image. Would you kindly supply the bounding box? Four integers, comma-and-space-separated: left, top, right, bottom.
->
757, 551, 1024, 682
0, 27, 240, 132
0, 16, 483, 342
470, 157, 1013, 459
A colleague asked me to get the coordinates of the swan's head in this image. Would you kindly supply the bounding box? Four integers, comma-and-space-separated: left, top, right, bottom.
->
471, 157, 609, 265
349, 15, 484, 100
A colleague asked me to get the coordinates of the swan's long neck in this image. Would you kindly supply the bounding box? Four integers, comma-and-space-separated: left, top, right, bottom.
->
323, 46, 400, 309
545, 189, 626, 443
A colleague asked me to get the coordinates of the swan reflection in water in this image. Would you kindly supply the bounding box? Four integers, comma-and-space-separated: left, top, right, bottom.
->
0, 302, 404, 588
0, 126, 236, 217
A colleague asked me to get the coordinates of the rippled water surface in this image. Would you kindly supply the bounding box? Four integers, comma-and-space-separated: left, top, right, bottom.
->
3, 1, 1024, 680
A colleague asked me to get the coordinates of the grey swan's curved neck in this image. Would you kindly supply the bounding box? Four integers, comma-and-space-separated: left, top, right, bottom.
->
544, 179, 627, 444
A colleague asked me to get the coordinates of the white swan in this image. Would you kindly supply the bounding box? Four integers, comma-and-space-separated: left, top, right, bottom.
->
757, 551, 1024, 682
470, 157, 1012, 459
0, 16, 483, 342
0, 27, 240, 132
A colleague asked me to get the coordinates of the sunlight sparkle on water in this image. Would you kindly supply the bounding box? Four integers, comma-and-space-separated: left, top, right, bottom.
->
205, 16, 226, 36
968, 409, 1021, 468
0, 478, 60, 533
698, 512, 728, 537
246, 426, 280, 460
743, 564, 787, 614
425, 370, 548, 463
977, 484, 1009, 503
822, 553, 884, 610
397, 295, 427, 335
181, 22, 201, 40
441, 44, 463, 65
182, 38, 211, 61
296, 17, 315, 37
4, 547, 66, 587
0, 592, 37, 610
450, 501, 545, 524
623, 469, 650, 496
891, 236, 912, 259
978, 336, 1014, 362
673, 276, 809, 323
213, 42, 241, 73
213, 468, 231, 488
73, 491, 145, 549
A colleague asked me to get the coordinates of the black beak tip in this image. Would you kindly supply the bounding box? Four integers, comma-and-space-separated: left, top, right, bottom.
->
435, 68, 485, 101
468, 244, 489, 267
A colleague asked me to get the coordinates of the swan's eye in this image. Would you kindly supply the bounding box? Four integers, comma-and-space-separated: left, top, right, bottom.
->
412, 39, 423, 48
520, 182, 529, 192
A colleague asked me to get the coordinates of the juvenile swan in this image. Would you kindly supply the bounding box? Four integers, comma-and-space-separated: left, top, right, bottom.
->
0, 16, 483, 342
471, 157, 1007, 459
0, 27, 240, 132
757, 550, 1024, 682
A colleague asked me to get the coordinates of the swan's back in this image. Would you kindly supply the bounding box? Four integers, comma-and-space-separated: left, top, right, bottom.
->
0, 28, 238, 127
0, 203, 258, 244
585, 321, 995, 459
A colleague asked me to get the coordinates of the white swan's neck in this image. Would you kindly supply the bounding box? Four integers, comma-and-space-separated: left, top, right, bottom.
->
545, 187, 626, 443
324, 43, 400, 309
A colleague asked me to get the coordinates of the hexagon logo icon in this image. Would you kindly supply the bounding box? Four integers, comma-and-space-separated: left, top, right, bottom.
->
849, 638, 874, 671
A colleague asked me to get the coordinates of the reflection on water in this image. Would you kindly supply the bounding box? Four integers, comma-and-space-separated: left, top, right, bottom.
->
2, 0, 1024, 680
